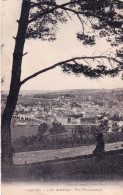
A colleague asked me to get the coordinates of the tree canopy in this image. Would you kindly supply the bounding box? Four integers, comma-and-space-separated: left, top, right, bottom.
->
18, 0, 123, 85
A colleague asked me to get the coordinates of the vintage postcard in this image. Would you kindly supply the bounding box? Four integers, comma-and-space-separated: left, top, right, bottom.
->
1, 0, 123, 194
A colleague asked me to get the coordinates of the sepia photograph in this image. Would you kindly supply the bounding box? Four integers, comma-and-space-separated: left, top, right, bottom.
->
1, 0, 123, 194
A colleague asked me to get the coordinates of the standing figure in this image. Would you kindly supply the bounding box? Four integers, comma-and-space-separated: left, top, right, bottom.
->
93, 133, 105, 157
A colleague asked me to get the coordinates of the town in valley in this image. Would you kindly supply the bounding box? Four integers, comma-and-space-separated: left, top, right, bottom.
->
2, 88, 123, 152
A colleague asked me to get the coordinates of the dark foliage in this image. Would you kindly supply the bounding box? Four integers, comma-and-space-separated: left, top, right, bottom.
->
49, 122, 66, 134
27, 0, 123, 48
12, 131, 123, 153
38, 123, 48, 135
77, 33, 95, 46
61, 62, 120, 78
27, 1, 67, 41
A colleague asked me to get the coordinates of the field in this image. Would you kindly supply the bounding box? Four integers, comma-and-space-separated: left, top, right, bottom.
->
11, 124, 38, 140
14, 141, 123, 164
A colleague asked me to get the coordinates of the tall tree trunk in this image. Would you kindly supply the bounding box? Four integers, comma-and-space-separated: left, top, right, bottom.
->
1, 0, 31, 167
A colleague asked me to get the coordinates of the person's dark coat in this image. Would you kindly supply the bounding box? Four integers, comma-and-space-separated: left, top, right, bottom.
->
93, 133, 105, 157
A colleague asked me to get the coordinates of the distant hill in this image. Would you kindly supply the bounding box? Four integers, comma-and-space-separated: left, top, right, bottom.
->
2, 90, 51, 96
3, 88, 123, 96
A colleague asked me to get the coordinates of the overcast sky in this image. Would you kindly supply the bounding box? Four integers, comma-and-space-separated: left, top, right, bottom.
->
1, 0, 123, 91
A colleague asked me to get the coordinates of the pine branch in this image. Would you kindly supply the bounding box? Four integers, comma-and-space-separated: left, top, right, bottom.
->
23, 52, 28, 56
77, 14, 85, 34
21, 56, 123, 85
21, 63, 59, 85
28, 0, 91, 23
28, 0, 111, 24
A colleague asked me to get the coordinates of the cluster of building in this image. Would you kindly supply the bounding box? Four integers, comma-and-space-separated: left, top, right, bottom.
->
2, 89, 123, 139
